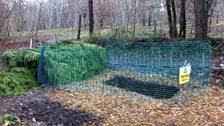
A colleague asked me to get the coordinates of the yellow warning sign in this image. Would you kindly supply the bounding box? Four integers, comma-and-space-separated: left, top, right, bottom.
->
179, 66, 191, 85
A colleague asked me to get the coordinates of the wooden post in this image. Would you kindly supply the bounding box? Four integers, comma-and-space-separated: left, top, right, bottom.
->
30, 39, 33, 49
154, 21, 157, 34
148, 14, 151, 26
159, 47, 161, 68
55, 34, 57, 42
77, 15, 82, 40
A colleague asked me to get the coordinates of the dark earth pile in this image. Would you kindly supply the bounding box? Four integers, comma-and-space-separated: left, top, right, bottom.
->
2, 88, 104, 126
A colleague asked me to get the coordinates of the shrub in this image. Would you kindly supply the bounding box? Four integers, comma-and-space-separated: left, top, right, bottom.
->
0, 114, 21, 126
209, 37, 224, 56
2, 50, 17, 68
40, 43, 107, 87
2, 41, 107, 88
54, 40, 75, 46
0, 67, 37, 97
2, 48, 40, 69
85, 32, 108, 46
209, 37, 223, 46
133, 33, 167, 42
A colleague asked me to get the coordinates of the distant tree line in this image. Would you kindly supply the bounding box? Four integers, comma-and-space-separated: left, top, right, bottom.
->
0, 0, 222, 40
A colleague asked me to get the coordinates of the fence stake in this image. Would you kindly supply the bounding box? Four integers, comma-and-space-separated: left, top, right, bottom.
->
30, 39, 33, 49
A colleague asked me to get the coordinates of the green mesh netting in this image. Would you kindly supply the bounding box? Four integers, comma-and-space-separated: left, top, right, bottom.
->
37, 41, 212, 100
37, 43, 106, 87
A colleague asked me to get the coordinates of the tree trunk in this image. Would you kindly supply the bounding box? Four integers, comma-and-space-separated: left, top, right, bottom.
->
148, 14, 151, 26
179, 0, 186, 38
5, 21, 10, 36
100, 19, 103, 29
142, 14, 146, 26
72, 20, 74, 31
170, 0, 177, 38
165, 0, 173, 38
35, 1, 43, 38
7, 28, 10, 37
154, 20, 157, 34
190, 20, 194, 34
89, 0, 94, 35
194, 0, 208, 40
133, 0, 137, 36
209, 16, 212, 32
216, 11, 219, 24
77, 15, 82, 40
83, 13, 87, 29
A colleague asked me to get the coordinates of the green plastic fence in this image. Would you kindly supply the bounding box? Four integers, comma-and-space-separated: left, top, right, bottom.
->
37, 41, 212, 100
37, 43, 106, 87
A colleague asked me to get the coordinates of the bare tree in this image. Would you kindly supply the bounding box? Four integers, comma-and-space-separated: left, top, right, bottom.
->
179, 0, 186, 38
132, 0, 137, 35
89, 0, 94, 35
14, 0, 27, 32
123, 0, 136, 32
138, 0, 147, 26
35, 0, 43, 37
194, 0, 207, 40
166, 0, 174, 38
77, 14, 81, 39
0, 0, 15, 33
171, 0, 177, 37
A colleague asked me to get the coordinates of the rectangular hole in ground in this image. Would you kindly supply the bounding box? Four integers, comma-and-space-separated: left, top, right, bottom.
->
104, 76, 180, 99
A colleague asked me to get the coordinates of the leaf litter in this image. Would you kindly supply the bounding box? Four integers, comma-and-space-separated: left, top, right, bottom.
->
0, 86, 223, 126
47, 86, 224, 126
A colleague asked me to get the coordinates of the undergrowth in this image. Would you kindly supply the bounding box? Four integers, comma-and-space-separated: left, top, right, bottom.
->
1, 48, 40, 97
85, 27, 167, 46
2, 48, 40, 76
41, 42, 106, 87
0, 114, 22, 126
2, 40, 107, 88
0, 67, 37, 97
209, 37, 224, 56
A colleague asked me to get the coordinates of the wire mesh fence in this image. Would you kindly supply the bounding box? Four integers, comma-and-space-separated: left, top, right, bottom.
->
37, 41, 212, 100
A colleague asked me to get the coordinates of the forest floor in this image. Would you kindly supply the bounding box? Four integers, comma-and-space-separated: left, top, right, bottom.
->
1, 27, 224, 125
0, 86, 223, 125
